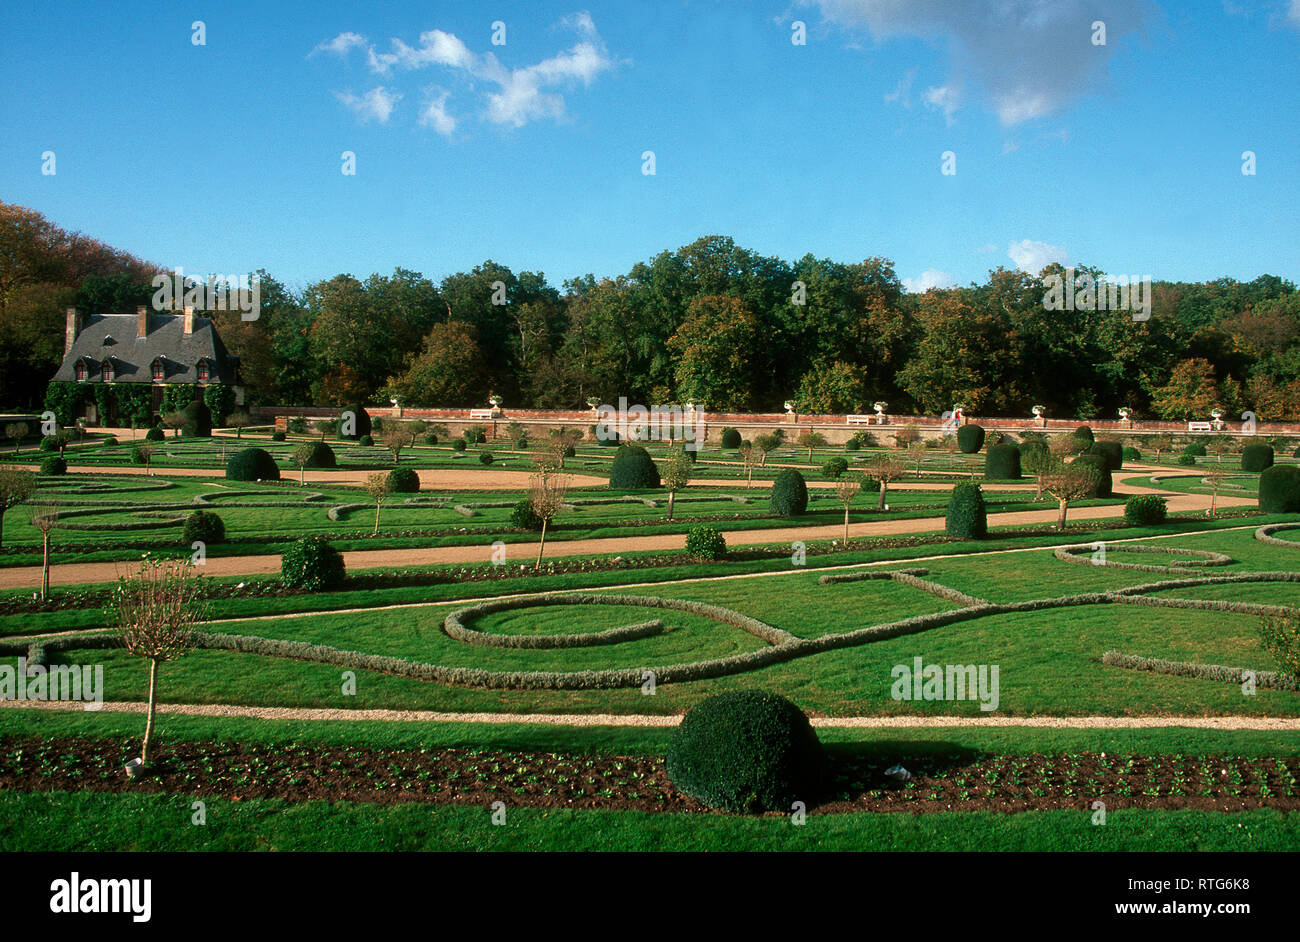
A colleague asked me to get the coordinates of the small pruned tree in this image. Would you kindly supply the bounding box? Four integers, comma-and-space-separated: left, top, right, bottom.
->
754, 433, 781, 467
1205, 436, 1232, 464
739, 441, 758, 487
529, 471, 567, 568
29, 500, 57, 599
796, 430, 827, 462
292, 441, 316, 486
161, 412, 186, 438
939, 434, 959, 469
1040, 460, 1100, 529
661, 449, 693, 521
383, 426, 408, 464
227, 410, 252, 438
0, 468, 36, 549
1259, 612, 1300, 685
364, 472, 393, 535
1203, 464, 1229, 517
5, 422, 27, 454
114, 556, 206, 768
314, 418, 334, 441
907, 441, 927, 474
835, 475, 859, 545
135, 444, 156, 476
893, 424, 921, 448
1149, 435, 1174, 465
864, 454, 907, 510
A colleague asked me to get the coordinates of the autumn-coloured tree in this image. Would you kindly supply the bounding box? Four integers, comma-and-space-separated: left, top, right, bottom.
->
864, 454, 906, 510
1040, 461, 1100, 529
666, 295, 760, 411
1151, 358, 1221, 421
528, 472, 567, 568
364, 472, 393, 535
661, 449, 693, 521
113, 556, 206, 768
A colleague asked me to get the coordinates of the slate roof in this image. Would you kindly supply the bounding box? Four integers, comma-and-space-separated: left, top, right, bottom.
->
52, 312, 240, 386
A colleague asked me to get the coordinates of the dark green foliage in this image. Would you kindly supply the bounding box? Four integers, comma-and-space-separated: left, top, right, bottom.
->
685, 524, 727, 561
144, 426, 165, 442
338, 405, 371, 440
1259, 465, 1300, 513
38, 436, 56, 452
769, 469, 808, 516
1241, 444, 1274, 473
956, 423, 985, 454
666, 691, 826, 814
181, 399, 212, 437
130, 444, 148, 465
1177, 454, 1198, 466
1018, 439, 1050, 470
1124, 494, 1168, 525
945, 482, 987, 539
1073, 425, 1094, 445
1072, 454, 1111, 497
1259, 614, 1300, 683
280, 536, 345, 590
464, 426, 487, 444
288, 417, 308, 434
39, 455, 66, 475
304, 442, 336, 469
720, 427, 741, 449
424, 433, 439, 445
844, 437, 861, 452
859, 476, 881, 493
358, 434, 373, 447
822, 457, 849, 479
1183, 442, 1207, 457
1123, 446, 1142, 461
183, 510, 225, 544
387, 467, 419, 493
1088, 440, 1123, 471
563, 444, 576, 458
984, 443, 1021, 479
271, 430, 286, 442
226, 447, 280, 481
452, 439, 466, 452
479, 452, 494, 465
101, 435, 117, 447
510, 499, 542, 530
609, 445, 660, 489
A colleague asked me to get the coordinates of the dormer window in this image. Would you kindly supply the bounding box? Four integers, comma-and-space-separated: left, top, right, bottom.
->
101, 359, 115, 382
152, 359, 165, 382
75, 362, 88, 382
197, 361, 210, 383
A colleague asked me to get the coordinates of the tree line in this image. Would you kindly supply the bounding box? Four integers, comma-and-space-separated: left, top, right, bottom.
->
2, 201, 1297, 420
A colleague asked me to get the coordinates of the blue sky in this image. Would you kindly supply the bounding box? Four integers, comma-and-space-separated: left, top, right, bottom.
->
2, 0, 1297, 294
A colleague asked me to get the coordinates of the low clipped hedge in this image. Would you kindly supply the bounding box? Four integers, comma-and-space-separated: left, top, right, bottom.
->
280, 536, 345, 590
1102, 651, 1298, 692
609, 445, 660, 489
720, 427, 741, 449
1124, 494, 1167, 525
984, 443, 1020, 480
387, 467, 420, 493
666, 691, 826, 814
271, 431, 286, 442
1088, 440, 1123, 471
39, 455, 67, 475
1241, 443, 1274, 473
956, 423, 985, 454
685, 524, 727, 561
1259, 465, 1300, 513
770, 469, 808, 516
510, 499, 542, 530
182, 510, 226, 544
226, 447, 280, 482
945, 482, 987, 539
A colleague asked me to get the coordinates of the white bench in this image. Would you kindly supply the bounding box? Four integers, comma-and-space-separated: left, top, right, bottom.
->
1187, 421, 1212, 432
468, 409, 494, 420
847, 414, 877, 426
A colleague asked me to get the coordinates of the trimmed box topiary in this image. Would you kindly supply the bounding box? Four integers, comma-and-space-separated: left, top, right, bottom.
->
1124, 494, 1167, 525
609, 444, 660, 489
387, 467, 420, 492
304, 441, 336, 469
39, 455, 67, 475
1241, 444, 1274, 473
1072, 454, 1112, 497
1259, 465, 1300, 513
984, 443, 1021, 479
358, 434, 373, 447
956, 423, 985, 454
479, 452, 494, 465
1183, 442, 1207, 458
822, 457, 849, 479
685, 524, 727, 561
1122, 446, 1142, 462
510, 498, 542, 530
181, 399, 212, 437
38, 436, 57, 452
1073, 425, 1095, 446
452, 439, 466, 452
1177, 454, 1198, 466
666, 690, 826, 814
183, 510, 226, 544
280, 536, 346, 590
271, 430, 286, 442
424, 433, 439, 445
945, 482, 987, 539
1089, 440, 1123, 471
769, 469, 808, 516
144, 426, 165, 442
720, 427, 741, 449
101, 435, 118, 447
226, 447, 280, 482
338, 404, 372, 440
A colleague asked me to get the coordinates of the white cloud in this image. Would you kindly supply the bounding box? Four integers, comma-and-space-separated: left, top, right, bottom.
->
902, 269, 958, 293
333, 87, 402, 123
884, 68, 916, 105
922, 84, 962, 123
805, 0, 1150, 125
1008, 239, 1070, 274
314, 15, 615, 132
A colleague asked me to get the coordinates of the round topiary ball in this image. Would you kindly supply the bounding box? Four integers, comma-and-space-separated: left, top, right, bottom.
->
609, 444, 660, 489
956, 423, 985, 454
424, 433, 439, 445
685, 524, 727, 561
226, 447, 280, 481
511, 498, 542, 530
984, 443, 1021, 480
666, 691, 826, 814
844, 437, 861, 452
1183, 442, 1207, 458
452, 438, 466, 452
38, 436, 57, 452
280, 536, 346, 590
945, 482, 987, 538
183, 510, 225, 544
304, 441, 336, 469
101, 435, 118, 447
40, 455, 67, 475
1089, 440, 1123, 471
720, 427, 742, 449
1124, 494, 1167, 525
1259, 465, 1300, 513
1177, 453, 1198, 466
387, 466, 420, 492
479, 452, 494, 465
145, 426, 166, 442
1241, 444, 1274, 473
337, 404, 372, 440
769, 469, 809, 516
1122, 446, 1142, 462
822, 457, 849, 479
271, 430, 286, 442
358, 434, 373, 447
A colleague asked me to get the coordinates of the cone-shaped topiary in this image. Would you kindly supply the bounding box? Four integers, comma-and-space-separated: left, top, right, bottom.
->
666, 690, 826, 814
769, 469, 809, 516
956, 423, 985, 454
226, 447, 280, 481
183, 510, 225, 544
337, 404, 371, 440
608, 444, 660, 489
720, 427, 741, 449
984, 443, 1021, 479
387, 467, 419, 492
945, 482, 988, 539
1072, 454, 1111, 497
1089, 440, 1123, 471
304, 441, 336, 469
181, 399, 212, 437
280, 536, 345, 590
1259, 465, 1300, 513
1241, 444, 1274, 473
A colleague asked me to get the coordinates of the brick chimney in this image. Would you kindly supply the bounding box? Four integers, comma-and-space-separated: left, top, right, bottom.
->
137, 305, 150, 339
64, 307, 83, 355
183, 304, 195, 335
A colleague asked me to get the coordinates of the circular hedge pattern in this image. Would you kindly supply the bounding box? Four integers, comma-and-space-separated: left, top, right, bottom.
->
666, 691, 826, 814
226, 447, 281, 482
769, 469, 808, 516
